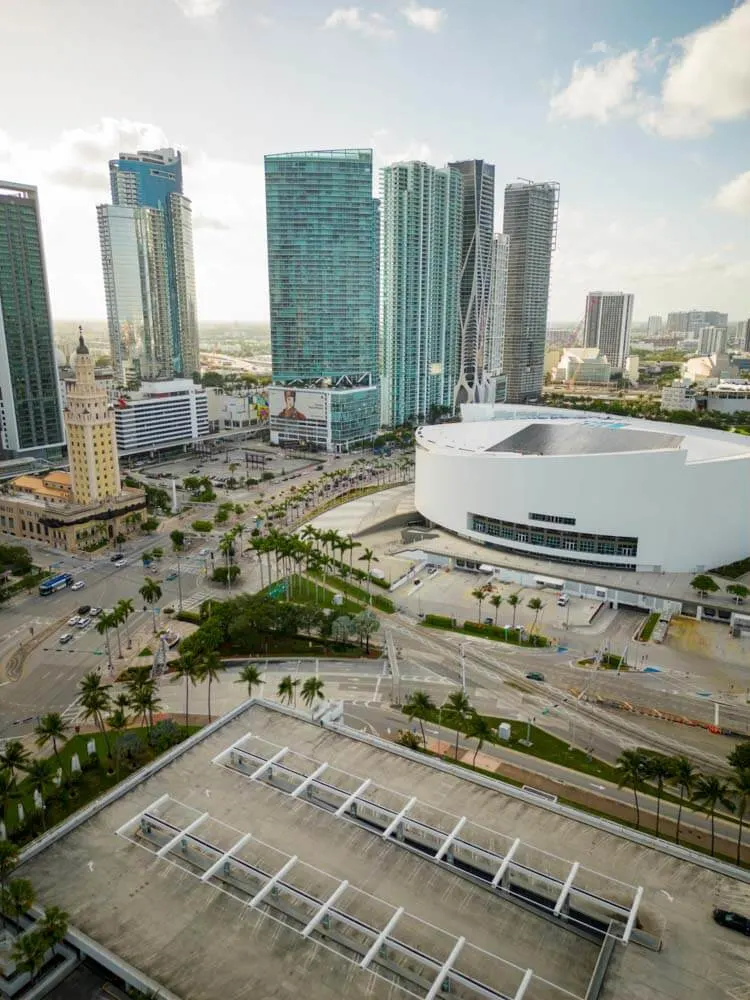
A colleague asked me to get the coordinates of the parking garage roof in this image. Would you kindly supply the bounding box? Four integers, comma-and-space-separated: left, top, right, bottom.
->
17, 703, 750, 1000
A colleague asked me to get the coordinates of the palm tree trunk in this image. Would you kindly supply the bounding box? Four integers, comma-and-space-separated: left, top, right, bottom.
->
152, 607, 157, 634
454, 727, 460, 761
208, 676, 213, 723
710, 812, 715, 856
99, 713, 112, 756
737, 815, 744, 865
656, 789, 661, 836
419, 719, 425, 747
676, 792, 684, 844
115, 624, 123, 658
185, 679, 190, 728
633, 787, 640, 828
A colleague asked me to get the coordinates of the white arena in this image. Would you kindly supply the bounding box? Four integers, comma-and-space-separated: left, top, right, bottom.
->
415, 406, 750, 574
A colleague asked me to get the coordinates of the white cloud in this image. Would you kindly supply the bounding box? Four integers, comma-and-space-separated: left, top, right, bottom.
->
173, 0, 223, 18
401, 4, 445, 32
323, 7, 394, 38
549, 50, 641, 123
715, 170, 750, 216
551, 1, 750, 137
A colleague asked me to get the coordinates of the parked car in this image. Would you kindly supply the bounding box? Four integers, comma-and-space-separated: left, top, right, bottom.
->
77, 604, 91, 615
71, 580, 85, 591
557, 594, 569, 607
59, 633, 73, 644
199, 547, 210, 556
525, 672, 546, 682
166, 572, 178, 581
77, 617, 91, 629
713, 908, 750, 935
483, 616, 494, 625
67, 616, 80, 627
114, 558, 126, 567
110, 553, 124, 562
90, 607, 102, 616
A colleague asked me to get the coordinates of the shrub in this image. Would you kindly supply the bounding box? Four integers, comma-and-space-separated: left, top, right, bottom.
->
424, 613, 455, 629
138, 646, 153, 657
148, 719, 184, 752
261, 471, 275, 481
191, 520, 213, 533
176, 610, 201, 624
212, 565, 241, 583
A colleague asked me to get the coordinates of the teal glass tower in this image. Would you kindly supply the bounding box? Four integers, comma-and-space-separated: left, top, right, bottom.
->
264, 149, 380, 450
0, 182, 64, 458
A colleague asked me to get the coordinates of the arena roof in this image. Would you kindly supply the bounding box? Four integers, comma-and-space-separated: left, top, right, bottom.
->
17, 703, 750, 1000
487, 423, 684, 457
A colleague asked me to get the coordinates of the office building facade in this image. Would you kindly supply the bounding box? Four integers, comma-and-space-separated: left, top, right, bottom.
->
448, 160, 495, 407
264, 149, 380, 451
98, 149, 199, 386
485, 233, 510, 402
501, 181, 559, 402
380, 161, 462, 426
583, 292, 634, 370
114, 379, 208, 454
0, 182, 64, 459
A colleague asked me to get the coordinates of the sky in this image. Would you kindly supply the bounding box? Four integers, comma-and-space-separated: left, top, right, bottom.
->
1, 0, 749, 324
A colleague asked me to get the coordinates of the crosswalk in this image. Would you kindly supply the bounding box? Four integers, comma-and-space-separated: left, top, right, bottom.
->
180, 591, 212, 612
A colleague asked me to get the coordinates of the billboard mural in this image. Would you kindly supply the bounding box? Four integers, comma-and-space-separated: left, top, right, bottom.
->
268, 387, 327, 423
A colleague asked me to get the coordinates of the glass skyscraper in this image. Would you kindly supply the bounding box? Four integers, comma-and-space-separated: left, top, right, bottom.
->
264, 150, 380, 450
98, 149, 198, 385
501, 181, 559, 402
379, 161, 462, 427
449, 160, 496, 407
0, 182, 64, 458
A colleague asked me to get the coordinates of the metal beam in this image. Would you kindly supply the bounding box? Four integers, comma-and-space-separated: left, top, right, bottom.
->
291, 762, 328, 798
360, 906, 405, 970
434, 816, 466, 862
622, 886, 644, 944
492, 837, 521, 888
211, 733, 250, 765
156, 812, 209, 858
335, 778, 372, 817
115, 794, 170, 838
200, 832, 252, 882
248, 746, 288, 781
553, 860, 580, 916
382, 796, 416, 840
514, 968, 533, 1000
301, 879, 350, 938
247, 855, 298, 908
424, 936, 465, 1000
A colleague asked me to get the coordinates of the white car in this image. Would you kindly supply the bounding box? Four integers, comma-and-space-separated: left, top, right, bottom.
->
77, 617, 91, 629
58, 633, 73, 644
71, 580, 86, 591
114, 559, 126, 567
199, 547, 210, 556
67, 616, 80, 626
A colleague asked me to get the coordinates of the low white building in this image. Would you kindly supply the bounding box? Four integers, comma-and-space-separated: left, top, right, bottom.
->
661, 380, 696, 411
704, 381, 750, 413
552, 348, 612, 386
114, 379, 208, 454
682, 353, 738, 385
624, 355, 640, 385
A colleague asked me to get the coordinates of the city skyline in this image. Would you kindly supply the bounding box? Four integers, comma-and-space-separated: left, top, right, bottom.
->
0, 1, 748, 324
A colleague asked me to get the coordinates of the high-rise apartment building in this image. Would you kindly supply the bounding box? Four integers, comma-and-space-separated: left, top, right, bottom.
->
646, 315, 662, 337
97, 148, 199, 385
380, 161, 462, 426
698, 325, 728, 356
448, 160, 495, 406
501, 181, 559, 402
484, 233, 510, 402
264, 149, 380, 451
0, 182, 64, 459
743, 319, 750, 353
666, 310, 727, 335
583, 292, 634, 370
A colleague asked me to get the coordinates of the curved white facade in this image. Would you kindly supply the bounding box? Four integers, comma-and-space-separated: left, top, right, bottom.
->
415, 408, 750, 574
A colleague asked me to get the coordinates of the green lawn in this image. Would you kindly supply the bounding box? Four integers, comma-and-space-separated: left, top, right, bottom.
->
261, 574, 365, 615
308, 570, 395, 614
639, 612, 660, 642
422, 615, 549, 648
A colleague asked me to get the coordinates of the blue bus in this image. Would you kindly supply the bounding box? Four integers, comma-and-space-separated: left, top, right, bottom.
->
39, 573, 74, 596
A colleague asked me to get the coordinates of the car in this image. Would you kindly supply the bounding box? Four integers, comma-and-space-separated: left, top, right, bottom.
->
713, 908, 750, 935
90, 607, 102, 616
110, 553, 124, 562
483, 616, 494, 625
557, 594, 569, 607
114, 558, 126, 567
165, 572, 178, 581
525, 671, 546, 682
199, 547, 210, 556
71, 580, 86, 591
58, 633, 73, 644
77, 617, 91, 629
67, 616, 80, 626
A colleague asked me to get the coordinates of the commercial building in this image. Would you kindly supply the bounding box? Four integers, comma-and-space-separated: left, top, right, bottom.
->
114, 379, 209, 455
0, 181, 64, 460
582, 292, 634, 370
552, 348, 612, 386
265, 149, 380, 451
485, 233, 510, 402
449, 159, 495, 406
415, 406, 750, 573
683, 353, 738, 385
0, 334, 145, 551
704, 381, 750, 413
660, 380, 696, 412
16, 698, 743, 1000
98, 148, 199, 385
501, 181, 559, 403
624, 355, 640, 385
206, 388, 268, 433
380, 161, 462, 425
698, 325, 728, 356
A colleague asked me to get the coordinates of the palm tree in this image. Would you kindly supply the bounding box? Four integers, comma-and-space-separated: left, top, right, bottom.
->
616, 749, 649, 828
301, 676, 324, 713
527, 597, 544, 634
25, 759, 56, 829
106, 708, 129, 780
0, 841, 19, 931
139, 577, 163, 634
0, 771, 21, 830
507, 593, 521, 629
38, 905, 68, 950
34, 713, 69, 772
95, 612, 115, 671
78, 674, 112, 756
115, 598, 135, 649
693, 774, 735, 857
11, 930, 48, 984
731, 768, 750, 866
277, 674, 299, 707
468, 713, 495, 769
170, 529, 186, 612
404, 690, 435, 747
129, 684, 162, 735
471, 588, 487, 623
1, 739, 30, 782
671, 756, 699, 846
489, 594, 503, 626
109, 605, 124, 659
236, 664, 264, 699
643, 755, 673, 837
358, 547, 378, 602
172, 655, 199, 728
198, 651, 226, 724
3, 877, 35, 925
444, 690, 472, 762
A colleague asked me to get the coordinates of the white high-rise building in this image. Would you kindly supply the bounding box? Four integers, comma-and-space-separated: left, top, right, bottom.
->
646, 315, 662, 337
484, 233, 509, 401
698, 325, 728, 356
583, 292, 634, 370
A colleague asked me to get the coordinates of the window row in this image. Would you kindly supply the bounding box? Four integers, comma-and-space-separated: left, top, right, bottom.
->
470, 514, 638, 558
